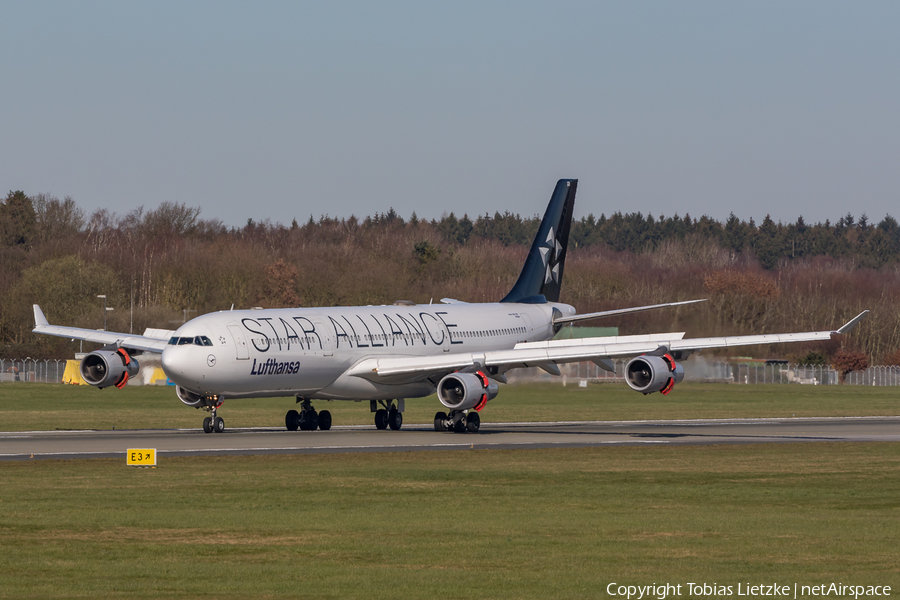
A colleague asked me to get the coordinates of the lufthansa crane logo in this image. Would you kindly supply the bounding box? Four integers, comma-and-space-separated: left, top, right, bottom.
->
207, 354, 217, 367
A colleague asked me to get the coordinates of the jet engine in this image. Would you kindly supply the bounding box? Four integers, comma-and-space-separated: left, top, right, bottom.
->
624, 354, 684, 395
437, 371, 499, 411
80, 348, 139, 389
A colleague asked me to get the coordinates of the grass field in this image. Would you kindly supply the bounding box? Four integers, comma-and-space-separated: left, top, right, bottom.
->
1, 381, 899, 432
0, 444, 898, 599
1, 383, 898, 598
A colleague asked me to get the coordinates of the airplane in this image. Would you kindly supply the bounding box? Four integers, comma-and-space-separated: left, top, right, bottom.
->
32, 179, 868, 434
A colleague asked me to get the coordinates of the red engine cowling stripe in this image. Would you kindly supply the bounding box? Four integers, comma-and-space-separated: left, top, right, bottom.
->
474, 394, 488, 412
475, 370, 489, 388
660, 377, 675, 395
115, 372, 129, 389
662, 353, 675, 371
117, 348, 131, 365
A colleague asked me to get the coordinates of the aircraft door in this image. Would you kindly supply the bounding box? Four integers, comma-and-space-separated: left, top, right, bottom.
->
315, 321, 333, 357
226, 324, 250, 360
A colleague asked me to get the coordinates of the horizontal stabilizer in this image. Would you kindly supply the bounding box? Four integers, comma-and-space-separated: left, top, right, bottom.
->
553, 299, 706, 325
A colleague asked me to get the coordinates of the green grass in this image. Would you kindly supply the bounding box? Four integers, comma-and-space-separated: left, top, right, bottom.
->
0, 382, 898, 432
0, 444, 898, 599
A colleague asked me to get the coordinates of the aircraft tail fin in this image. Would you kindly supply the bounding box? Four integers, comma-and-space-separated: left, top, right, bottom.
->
500, 179, 577, 304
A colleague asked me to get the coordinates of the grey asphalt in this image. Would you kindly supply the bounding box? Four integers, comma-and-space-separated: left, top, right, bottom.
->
1, 416, 899, 461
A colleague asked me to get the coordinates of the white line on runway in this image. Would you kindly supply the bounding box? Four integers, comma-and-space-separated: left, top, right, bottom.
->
0, 439, 674, 459
3, 415, 899, 436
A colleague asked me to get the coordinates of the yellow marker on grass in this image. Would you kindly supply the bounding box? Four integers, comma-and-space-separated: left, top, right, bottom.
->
126, 448, 156, 466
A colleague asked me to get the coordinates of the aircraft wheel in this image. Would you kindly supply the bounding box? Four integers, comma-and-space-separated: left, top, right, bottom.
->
285, 409, 299, 431
203, 416, 213, 434
318, 410, 332, 431
388, 409, 403, 431
433, 411, 447, 432
300, 410, 318, 431
453, 418, 466, 433
374, 408, 388, 430
466, 412, 480, 433
214, 416, 225, 433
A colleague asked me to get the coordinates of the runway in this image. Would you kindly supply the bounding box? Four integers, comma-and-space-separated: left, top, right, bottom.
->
1, 416, 899, 461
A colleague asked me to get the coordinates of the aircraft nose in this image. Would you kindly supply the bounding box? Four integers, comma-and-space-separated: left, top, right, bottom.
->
161, 348, 183, 379
162, 345, 210, 389
160, 348, 175, 379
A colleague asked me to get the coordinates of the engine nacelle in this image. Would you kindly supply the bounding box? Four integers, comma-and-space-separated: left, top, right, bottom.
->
80, 349, 139, 389
175, 385, 221, 409
176, 385, 207, 407
624, 354, 685, 395
437, 371, 499, 411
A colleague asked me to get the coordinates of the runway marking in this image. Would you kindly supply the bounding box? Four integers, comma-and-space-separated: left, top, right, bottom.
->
4, 415, 899, 436
2, 417, 897, 461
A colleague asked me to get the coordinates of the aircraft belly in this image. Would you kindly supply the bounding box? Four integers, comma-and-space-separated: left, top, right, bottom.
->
313, 377, 435, 401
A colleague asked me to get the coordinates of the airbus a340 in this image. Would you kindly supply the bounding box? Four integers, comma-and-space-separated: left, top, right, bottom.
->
33, 180, 867, 433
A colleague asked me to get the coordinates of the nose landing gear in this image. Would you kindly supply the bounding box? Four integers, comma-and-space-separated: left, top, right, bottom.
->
201, 398, 225, 434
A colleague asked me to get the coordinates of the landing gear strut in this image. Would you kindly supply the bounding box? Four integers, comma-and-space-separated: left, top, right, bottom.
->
286, 398, 331, 431
372, 400, 404, 431
202, 398, 225, 434
434, 410, 480, 433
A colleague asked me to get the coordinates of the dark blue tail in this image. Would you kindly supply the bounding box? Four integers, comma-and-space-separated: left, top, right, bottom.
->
501, 179, 577, 304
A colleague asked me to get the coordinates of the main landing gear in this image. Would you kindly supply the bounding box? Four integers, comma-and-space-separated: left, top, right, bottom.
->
202, 398, 226, 434
434, 410, 480, 433
372, 400, 404, 431
286, 398, 331, 432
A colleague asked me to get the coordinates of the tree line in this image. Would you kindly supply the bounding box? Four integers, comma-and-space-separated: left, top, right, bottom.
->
2, 190, 899, 366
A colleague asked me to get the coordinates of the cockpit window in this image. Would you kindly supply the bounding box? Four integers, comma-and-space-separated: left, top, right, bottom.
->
168, 335, 214, 346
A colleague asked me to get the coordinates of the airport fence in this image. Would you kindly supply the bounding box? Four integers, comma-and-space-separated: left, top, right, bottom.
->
2, 357, 900, 387
0, 359, 66, 383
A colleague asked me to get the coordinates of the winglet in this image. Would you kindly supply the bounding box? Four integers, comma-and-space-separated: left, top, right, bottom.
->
837, 310, 869, 334
33, 305, 49, 328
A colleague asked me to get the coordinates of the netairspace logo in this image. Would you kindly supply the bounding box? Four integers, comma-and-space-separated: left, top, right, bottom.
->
605, 583, 892, 600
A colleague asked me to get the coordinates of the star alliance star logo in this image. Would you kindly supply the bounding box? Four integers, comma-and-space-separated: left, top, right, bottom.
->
539, 226, 563, 284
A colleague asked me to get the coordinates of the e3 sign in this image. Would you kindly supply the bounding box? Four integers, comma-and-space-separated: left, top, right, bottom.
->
126, 448, 157, 466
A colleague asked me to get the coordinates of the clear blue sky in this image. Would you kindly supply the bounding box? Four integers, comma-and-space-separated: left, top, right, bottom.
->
2, 1, 898, 227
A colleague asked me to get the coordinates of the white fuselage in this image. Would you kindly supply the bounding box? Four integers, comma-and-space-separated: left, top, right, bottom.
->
160, 302, 575, 400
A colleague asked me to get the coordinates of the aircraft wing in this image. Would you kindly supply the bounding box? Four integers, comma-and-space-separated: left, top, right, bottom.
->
346, 311, 869, 385
32, 305, 171, 353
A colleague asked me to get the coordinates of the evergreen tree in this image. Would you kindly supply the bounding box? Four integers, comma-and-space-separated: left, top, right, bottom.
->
754, 215, 783, 269
0, 191, 36, 246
